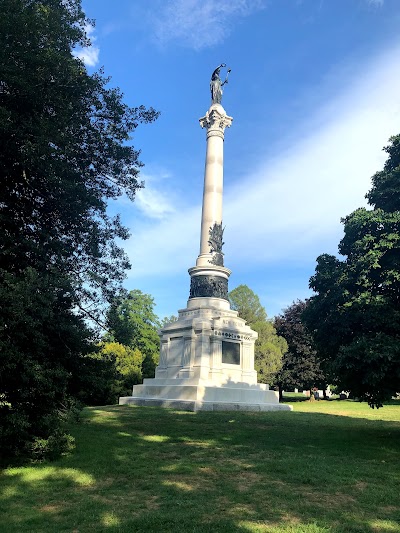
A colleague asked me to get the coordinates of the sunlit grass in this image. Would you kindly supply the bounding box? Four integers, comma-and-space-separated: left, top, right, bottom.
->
287, 397, 400, 422
4, 466, 94, 486
1, 400, 399, 532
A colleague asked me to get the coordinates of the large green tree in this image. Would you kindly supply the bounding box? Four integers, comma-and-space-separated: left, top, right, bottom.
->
274, 300, 325, 400
0, 0, 158, 457
229, 284, 267, 324
106, 290, 161, 379
90, 342, 144, 403
252, 320, 287, 385
303, 135, 400, 407
228, 285, 286, 384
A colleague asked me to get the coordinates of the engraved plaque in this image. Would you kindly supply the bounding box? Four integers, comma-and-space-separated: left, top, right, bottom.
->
222, 341, 240, 365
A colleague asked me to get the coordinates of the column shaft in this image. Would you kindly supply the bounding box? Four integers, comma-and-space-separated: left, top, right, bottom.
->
196, 104, 232, 268
199, 133, 224, 259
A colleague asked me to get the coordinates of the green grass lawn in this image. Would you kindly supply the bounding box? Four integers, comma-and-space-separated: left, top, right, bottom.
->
1, 400, 400, 533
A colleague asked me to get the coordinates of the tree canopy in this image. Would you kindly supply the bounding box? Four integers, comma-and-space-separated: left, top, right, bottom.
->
229, 284, 267, 324
252, 320, 287, 384
0, 0, 158, 317
274, 300, 324, 398
106, 290, 161, 379
303, 135, 400, 407
0, 0, 158, 457
228, 285, 286, 384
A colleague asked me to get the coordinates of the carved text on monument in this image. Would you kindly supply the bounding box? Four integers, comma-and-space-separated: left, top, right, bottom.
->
213, 330, 251, 341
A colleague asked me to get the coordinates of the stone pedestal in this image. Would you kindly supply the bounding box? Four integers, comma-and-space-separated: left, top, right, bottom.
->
119, 100, 291, 412
119, 297, 290, 411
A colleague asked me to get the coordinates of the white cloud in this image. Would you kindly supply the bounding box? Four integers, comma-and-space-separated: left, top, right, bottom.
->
74, 46, 100, 67
366, 0, 384, 5
128, 206, 199, 276
135, 187, 176, 220
73, 23, 100, 67
152, 0, 266, 49
125, 40, 400, 280
133, 170, 177, 220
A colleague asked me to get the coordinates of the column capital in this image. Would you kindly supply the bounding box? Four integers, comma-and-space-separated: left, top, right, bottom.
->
199, 104, 233, 139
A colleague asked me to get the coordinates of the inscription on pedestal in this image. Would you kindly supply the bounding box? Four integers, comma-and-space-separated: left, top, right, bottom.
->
214, 330, 251, 341
189, 275, 228, 300
222, 319, 242, 328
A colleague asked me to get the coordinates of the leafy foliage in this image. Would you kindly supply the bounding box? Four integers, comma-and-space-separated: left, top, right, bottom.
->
228, 285, 286, 384
274, 300, 324, 397
303, 135, 400, 407
0, 0, 158, 457
106, 290, 160, 379
252, 320, 287, 384
100, 342, 144, 400
229, 284, 267, 324
74, 342, 144, 405
0, 0, 158, 317
0, 268, 90, 457
160, 315, 178, 327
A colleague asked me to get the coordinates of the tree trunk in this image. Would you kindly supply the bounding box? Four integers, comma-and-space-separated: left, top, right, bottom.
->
278, 384, 283, 402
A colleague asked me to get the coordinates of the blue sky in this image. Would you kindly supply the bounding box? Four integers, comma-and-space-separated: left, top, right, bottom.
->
78, 0, 400, 319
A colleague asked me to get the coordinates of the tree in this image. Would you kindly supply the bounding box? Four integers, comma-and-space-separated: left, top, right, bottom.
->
228, 285, 286, 385
160, 315, 178, 327
106, 290, 160, 379
274, 300, 324, 400
72, 341, 144, 406
0, 268, 91, 458
303, 135, 400, 408
229, 284, 267, 324
105, 343, 143, 397
0, 0, 158, 457
72, 344, 118, 407
252, 320, 287, 384
98, 342, 144, 402
0, 0, 158, 317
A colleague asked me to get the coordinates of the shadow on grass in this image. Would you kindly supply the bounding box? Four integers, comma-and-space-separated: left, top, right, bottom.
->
1, 406, 400, 532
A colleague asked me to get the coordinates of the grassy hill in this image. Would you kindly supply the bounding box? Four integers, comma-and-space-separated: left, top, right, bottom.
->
1, 400, 399, 532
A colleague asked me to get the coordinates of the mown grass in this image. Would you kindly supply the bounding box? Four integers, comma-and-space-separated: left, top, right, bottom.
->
1, 400, 399, 532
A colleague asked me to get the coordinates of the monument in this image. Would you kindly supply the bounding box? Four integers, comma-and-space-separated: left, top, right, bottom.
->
119, 65, 291, 412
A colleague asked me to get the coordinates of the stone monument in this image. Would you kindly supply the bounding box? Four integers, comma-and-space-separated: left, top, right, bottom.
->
119, 66, 291, 412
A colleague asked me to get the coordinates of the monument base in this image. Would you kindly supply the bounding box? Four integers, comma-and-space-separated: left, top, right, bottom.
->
119, 399, 291, 412
119, 295, 292, 412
